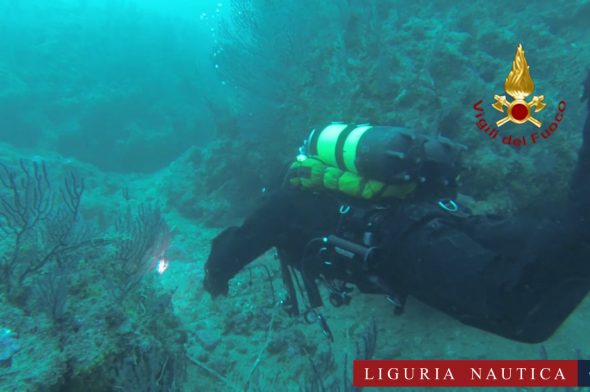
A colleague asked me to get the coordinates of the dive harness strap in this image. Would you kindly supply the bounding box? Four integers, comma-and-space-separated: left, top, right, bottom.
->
278, 249, 323, 316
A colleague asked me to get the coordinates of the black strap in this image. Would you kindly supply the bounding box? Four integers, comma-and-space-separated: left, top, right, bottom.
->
278, 245, 324, 314
278, 250, 300, 316
308, 127, 321, 156
300, 266, 323, 308
334, 124, 356, 171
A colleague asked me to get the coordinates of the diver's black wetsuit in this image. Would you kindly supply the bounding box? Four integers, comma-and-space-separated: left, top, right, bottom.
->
204, 76, 590, 343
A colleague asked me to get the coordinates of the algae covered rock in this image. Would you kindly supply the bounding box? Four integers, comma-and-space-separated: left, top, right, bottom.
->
0, 327, 20, 367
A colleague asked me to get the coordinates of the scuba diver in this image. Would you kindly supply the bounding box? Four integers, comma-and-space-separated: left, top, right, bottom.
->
203, 72, 590, 343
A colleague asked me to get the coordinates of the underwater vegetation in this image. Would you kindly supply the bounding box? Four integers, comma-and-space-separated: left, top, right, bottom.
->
0, 158, 185, 390
0, 328, 20, 367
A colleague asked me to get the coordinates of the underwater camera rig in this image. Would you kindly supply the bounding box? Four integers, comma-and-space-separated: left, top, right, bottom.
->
278, 229, 407, 341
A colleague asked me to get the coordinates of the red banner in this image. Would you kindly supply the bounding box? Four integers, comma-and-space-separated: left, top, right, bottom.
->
353, 360, 579, 388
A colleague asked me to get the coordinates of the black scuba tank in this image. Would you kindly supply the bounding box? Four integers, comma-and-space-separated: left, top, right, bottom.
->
306, 123, 466, 192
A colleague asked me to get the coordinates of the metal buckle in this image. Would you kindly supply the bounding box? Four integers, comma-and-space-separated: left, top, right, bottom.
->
339, 204, 351, 214
438, 199, 459, 213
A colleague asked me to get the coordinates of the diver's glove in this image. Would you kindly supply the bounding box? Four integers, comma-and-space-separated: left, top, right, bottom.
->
203, 267, 229, 297
203, 227, 242, 297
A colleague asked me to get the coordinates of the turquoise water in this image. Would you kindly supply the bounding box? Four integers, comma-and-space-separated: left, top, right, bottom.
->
0, 0, 589, 391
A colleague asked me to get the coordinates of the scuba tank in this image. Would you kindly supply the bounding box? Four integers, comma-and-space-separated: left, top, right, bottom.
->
304, 123, 466, 197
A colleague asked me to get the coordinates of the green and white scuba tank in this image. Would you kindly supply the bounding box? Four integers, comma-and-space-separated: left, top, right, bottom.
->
287, 122, 466, 200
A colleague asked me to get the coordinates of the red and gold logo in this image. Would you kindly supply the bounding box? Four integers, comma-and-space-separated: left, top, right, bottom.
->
491, 44, 546, 127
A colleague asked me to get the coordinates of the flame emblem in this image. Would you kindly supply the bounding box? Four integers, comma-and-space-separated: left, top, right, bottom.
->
492, 44, 546, 127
